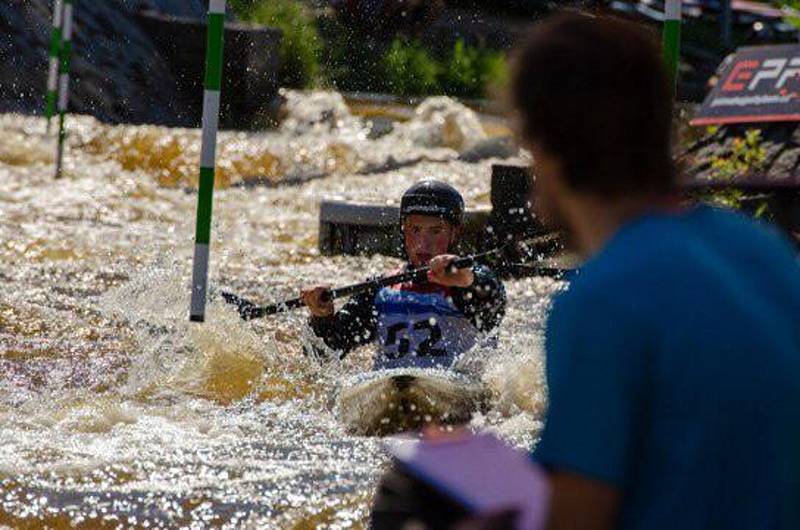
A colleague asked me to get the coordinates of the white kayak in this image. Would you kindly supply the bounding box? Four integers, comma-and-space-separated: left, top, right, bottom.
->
337, 368, 489, 436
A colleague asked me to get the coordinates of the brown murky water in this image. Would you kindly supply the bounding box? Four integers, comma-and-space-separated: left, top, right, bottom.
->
0, 92, 558, 528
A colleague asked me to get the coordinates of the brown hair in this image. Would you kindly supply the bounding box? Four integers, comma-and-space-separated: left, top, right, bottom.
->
510, 12, 675, 196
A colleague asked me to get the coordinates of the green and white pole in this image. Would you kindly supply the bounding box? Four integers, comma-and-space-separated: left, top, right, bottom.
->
45, 0, 64, 134
190, 0, 226, 323
54, 0, 73, 180
662, 0, 681, 94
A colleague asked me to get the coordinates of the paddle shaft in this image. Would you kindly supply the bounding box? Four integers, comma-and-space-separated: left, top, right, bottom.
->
262, 253, 484, 316
222, 233, 568, 320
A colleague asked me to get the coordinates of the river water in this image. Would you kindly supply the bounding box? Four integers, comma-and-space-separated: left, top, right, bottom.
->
0, 91, 560, 528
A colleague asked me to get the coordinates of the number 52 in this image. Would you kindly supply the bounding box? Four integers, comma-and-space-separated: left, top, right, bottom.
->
385, 320, 446, 358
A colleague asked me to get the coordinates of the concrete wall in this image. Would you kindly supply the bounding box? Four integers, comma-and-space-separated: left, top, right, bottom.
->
0, 0, 280, 128
135, 11, 281, 128
318, 164, 557, 263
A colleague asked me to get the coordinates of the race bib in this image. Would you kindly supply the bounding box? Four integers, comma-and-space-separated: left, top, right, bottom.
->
374, 287, 478, 370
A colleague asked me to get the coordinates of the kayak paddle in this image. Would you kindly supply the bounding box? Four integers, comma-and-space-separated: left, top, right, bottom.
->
221, 243, 563, 321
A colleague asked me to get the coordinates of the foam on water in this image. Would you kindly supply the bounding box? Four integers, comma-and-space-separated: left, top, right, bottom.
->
12, 92, 504, 192
0, 92, 558, 528
400, 96, 488, 151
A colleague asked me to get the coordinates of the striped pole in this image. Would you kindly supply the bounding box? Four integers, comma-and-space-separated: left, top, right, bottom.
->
189, 0, 226, 323
54, 0, 73, 180
662, 0, 681, 94
45, 0, 64, 134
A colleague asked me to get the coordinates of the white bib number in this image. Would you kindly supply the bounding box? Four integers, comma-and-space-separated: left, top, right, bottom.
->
384, 317, 447, 360
374, 288, 477, 370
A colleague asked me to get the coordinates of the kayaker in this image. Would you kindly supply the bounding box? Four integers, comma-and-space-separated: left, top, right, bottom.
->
300, 180, 506, 369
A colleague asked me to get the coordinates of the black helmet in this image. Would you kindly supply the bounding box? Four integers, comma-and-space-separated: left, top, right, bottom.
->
400, 180, 465, 225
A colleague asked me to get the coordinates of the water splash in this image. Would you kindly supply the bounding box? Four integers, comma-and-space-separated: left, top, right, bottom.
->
0, 93, 555, 527
6, 92, 514, 191
398, 96, 488, 151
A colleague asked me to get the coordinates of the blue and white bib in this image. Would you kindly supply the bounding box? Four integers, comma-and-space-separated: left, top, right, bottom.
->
373, 286, 478, 370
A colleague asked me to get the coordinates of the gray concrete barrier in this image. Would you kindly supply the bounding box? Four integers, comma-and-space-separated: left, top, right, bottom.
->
318, 164, 570, 277
319, 200, 492, 258
135, 11, 281, 129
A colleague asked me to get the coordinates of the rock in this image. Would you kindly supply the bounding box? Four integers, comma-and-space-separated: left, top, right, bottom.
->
279, 90, 356, 135
682, 121, 800, 244
398, 96, 487, 151
0, 0, 280, 128
684, 122, 800, 186
459, 135, 518, 162
134, 10, 281, 129
367, 116, 394, 140
767, 148, 800, 183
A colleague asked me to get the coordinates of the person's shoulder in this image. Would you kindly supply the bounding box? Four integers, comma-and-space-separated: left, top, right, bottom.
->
589, 206, 794, 278
563, 246, 644, 304
697, 205, 764, 233
689, 206, 800, 278
548, 269, 631, 332
700, 206, 796, 250
550, 226, 671, 319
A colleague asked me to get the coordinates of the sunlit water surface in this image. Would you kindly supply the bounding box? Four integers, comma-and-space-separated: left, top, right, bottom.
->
0, 92, 560, 528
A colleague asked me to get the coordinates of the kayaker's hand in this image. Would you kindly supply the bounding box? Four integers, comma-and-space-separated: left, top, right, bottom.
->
427, 255, 474, 288
301, 285, 334, 317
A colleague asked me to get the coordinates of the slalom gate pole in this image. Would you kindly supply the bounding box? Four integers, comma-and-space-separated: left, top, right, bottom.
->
189, 0, 226, 323
54, 0, 73, 179
662, 0, 681, 94
45, 0, 64, 134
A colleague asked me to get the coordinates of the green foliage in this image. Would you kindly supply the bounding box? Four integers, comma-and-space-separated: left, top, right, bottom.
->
231, 3, 507, 97
442, 40, 474, 96
479, 48, 509, 94
709, 128, 766, 180
228, 0, 258, 18
381, 38, 508, 98
442, 40, 507, 98
706, 128, 767, 210
769, 1, 800, 29
239, 0, 322, 88
383, 40, 440, 96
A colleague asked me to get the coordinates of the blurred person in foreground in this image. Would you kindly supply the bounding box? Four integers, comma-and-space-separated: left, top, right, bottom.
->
512, 12, 800, 530
370, 11, 800, 530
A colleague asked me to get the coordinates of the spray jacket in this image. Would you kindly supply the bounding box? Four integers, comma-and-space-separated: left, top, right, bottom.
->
308, 264, 506, 369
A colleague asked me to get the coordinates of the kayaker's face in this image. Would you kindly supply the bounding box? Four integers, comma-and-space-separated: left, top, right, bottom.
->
402, 215, 459, 267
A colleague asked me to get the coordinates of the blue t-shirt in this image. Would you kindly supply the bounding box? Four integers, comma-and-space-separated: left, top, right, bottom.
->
534, 206, 800, 530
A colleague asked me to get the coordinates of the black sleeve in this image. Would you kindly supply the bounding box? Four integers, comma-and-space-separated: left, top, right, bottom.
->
307, 287, 379, 360
451, 265, 506, 332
